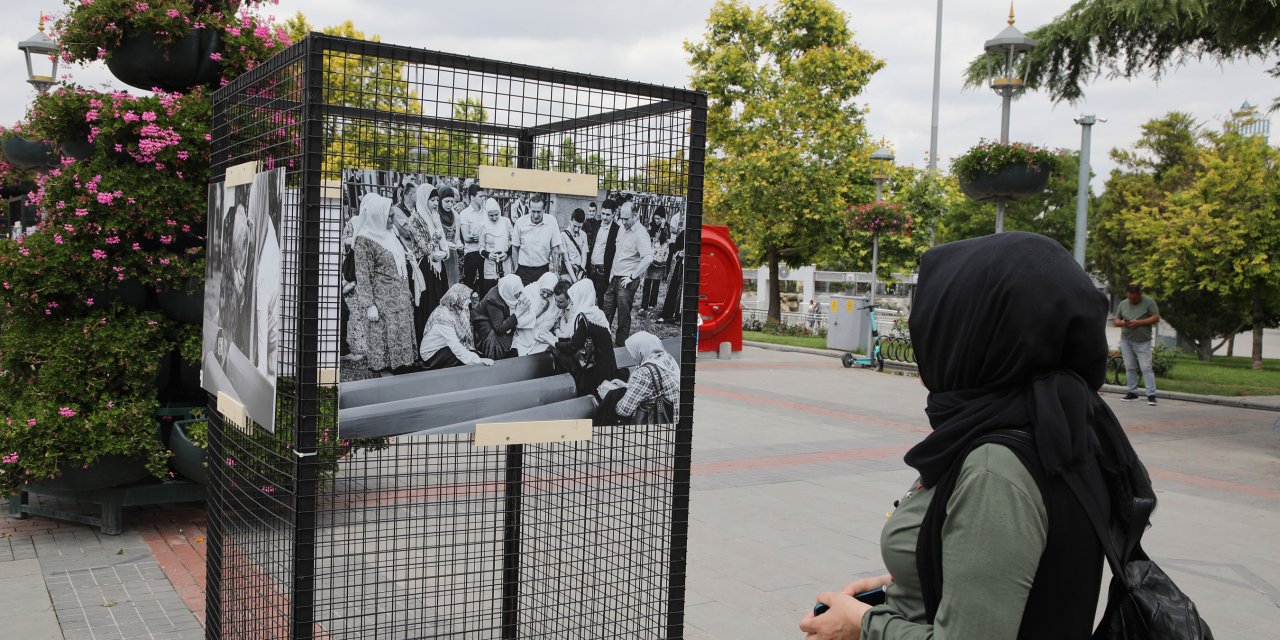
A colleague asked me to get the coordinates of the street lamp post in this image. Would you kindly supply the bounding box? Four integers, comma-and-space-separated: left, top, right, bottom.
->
18, 16, 59, 94
1072, 115, 1099, 268
868, 146, 894, 352
982, 4, 1036, 233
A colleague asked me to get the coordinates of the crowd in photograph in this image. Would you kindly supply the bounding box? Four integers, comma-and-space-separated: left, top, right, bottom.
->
339, 171, 685, 423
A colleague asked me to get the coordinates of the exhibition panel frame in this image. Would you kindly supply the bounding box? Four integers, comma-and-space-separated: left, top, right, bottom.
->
205, 33, 705, 639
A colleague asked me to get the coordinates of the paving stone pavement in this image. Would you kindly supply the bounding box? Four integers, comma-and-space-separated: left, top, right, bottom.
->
2, 345, 1277, 639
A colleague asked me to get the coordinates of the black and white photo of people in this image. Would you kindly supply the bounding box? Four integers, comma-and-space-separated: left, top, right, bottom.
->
337, 168, 686, 436
202, 168, 284, 431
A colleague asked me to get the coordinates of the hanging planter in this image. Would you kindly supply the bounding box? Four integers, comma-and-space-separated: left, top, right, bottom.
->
106, 29, 224, 93
952, 139, 1056, 203
2, 135, 57, 170
846, 201, 912, 236
61, 138, 97, 163
0, 182, 36, 198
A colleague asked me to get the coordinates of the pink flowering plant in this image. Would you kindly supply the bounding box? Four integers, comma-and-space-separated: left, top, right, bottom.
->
846, 201, 912, 236
23, 84, 96, 145
0, 310, 172, 495
950, 139, 1057, 182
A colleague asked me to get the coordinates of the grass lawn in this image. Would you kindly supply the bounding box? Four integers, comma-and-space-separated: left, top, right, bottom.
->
742, 330, 834, 351
1131, 353, 1280, 396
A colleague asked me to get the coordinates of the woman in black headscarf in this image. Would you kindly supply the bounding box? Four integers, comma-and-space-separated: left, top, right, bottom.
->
801, 232, 1155, 640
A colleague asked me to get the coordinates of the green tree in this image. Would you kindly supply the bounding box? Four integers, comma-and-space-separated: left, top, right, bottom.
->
422, 97, 489, 177
962, 0, 1280, 109
1096, 112, 1280, 366
285, 15, 425, 177
686, 0, 883, 322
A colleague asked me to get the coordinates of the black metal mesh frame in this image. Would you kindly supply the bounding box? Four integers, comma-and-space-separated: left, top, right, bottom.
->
206, 34, 705, 639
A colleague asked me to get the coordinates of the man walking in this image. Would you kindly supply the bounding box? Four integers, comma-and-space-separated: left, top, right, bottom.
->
588, 200, 619, 306
602, 201, 653, 347
1115, 283, 1161, 405
511, 195, 562, 285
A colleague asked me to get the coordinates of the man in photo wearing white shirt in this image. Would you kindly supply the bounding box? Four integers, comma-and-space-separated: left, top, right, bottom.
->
602, 201, 652, 347
511, 195, 562, 286
458, 183, 488, 290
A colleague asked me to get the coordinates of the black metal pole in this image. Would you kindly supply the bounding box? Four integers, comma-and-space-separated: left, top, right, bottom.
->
291, 33, 327, 640
666, 95, 707, 640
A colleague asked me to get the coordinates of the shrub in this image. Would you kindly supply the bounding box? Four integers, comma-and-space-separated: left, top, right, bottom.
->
950, 139, 1058, 182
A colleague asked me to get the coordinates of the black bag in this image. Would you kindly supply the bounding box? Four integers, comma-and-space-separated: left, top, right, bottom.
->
574, 315, 595, 369
1061, 472, 1214, 640
631, 363, 675, 425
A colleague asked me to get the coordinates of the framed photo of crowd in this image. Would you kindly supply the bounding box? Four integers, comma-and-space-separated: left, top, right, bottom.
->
335, 168, 689, 439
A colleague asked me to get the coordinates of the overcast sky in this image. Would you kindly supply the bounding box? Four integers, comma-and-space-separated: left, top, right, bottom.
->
1, 0, 1273, 192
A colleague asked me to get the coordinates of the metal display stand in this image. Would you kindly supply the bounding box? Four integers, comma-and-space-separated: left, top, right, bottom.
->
205, 34, 705, 639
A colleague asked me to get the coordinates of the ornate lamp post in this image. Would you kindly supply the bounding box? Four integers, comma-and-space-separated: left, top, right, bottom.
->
18, 16, 59, 94
982, 4, 1035, 232
867, 145, 894, 350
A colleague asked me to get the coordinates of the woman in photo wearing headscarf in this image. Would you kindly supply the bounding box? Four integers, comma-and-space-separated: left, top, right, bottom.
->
340, 199, 367, 360
550, 279, 618, 397
353, 193, 418, 373
641, 206, 671, 311
403, 185, 450, 338
472, 273, 528, 360
512, 272, 562, 356
656, 222, 685, 324
419, 283, 495, 369
799, 232, 1167, 639
594, 331, 677, 426
435, 186, 463, 286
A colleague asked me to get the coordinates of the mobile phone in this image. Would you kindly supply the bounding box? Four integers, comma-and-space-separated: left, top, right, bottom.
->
812, 588, 886, 616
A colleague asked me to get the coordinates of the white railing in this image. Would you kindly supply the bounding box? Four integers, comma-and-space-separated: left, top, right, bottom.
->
741, 307, 903, 336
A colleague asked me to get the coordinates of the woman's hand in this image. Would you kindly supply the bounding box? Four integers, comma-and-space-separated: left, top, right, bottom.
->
367, 306, 379, 322
799, 592, 870, 640
478, 358, 495, 366
842, 573, 893, 597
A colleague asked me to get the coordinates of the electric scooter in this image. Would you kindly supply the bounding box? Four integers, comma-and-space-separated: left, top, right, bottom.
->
841, 303, 884, 371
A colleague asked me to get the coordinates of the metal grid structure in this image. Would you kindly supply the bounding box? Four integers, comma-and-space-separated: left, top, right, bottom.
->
206, 34, 705, 639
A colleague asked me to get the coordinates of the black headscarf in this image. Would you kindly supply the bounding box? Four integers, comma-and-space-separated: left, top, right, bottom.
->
905, 232, 1138, 485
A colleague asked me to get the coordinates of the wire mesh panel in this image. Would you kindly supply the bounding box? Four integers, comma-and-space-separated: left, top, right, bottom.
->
208, 33, 705, 639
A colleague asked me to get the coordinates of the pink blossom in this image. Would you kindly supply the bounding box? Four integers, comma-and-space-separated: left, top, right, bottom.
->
141, 111, 157, 122
106, 401, 115, 408
92, 249, 107, 260
26, 418, 36, 426
74, 208, 88, 217
86, 298, 94, 306
135, 2, 148, 11
176, 151, 189, 160
58, 407, 76, 418
210, 53, 223, 61
54, 234, 63, 245
166, 8, 180, 17
2, 452, 18, 465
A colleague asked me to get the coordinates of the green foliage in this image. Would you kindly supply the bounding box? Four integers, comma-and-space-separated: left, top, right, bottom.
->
846, 201, 911, 235
686, 0, 884, 321
24, 85, 94, 144
1096, 112, 1280, 366
961, 0, 1280, 109
0, 309, 176, 495
950, 140, 1058, 181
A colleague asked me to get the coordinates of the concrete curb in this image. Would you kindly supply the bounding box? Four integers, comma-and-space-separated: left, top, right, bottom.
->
742, 341, 1279, 412
1098, 384, 1280, 412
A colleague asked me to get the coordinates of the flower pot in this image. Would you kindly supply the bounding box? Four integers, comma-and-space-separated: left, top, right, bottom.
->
957, 162, 1051, 203
2, 136, 57, 170
157, 277, 204, 325
106, 29, 223, 93
61, 138, 97, 162
169, 419, 207, 485
36, 454, 151, 492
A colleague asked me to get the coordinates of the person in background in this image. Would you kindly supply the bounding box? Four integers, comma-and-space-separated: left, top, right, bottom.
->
583, 201, 601, 254
641, 206, 671, 311
549, 279, 618, 397
595, 331, 678, 425
560, 208, 589, 282
419, 283, 494, 370
458, 183, 487, 290
602, 201, 653, 347
478, 197, 514, 300
511, 195, 562, 285
472, 273, 528, 360
433, 186, 463, 286
588, 199, 619, 307
405, 186, 450, 339
352, 193, 417, 373
656, 223, 685, 325
807, 299, 821, 332
1115, 283, 1161, 406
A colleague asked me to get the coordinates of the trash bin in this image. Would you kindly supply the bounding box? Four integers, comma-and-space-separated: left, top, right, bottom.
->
827, 294, 869, 353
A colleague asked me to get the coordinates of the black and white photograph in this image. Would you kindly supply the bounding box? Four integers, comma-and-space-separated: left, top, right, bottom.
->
336, 169, 689, 439
202, 168, 285, 432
